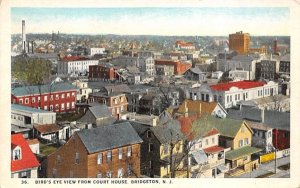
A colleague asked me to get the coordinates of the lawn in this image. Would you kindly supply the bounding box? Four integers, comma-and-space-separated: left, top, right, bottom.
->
40, 143, 60, 156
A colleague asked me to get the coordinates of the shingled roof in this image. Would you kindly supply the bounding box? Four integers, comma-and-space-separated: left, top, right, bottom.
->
11, 82, 77, 96
76, 122, 143, 154
192, 116, 251, 139
151, 119, 184, 144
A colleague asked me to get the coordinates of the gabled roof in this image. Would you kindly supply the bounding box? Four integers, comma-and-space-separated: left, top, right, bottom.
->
151, 119, 184, 144
11, 134, 40, 172
204, 128, 220, 137
103, 84, 131, 94
177, 99, 222, 116
77, 122, 143, 154
89, 105, 111, 119
210, 81, 266, 91
192, 116, 251, 139
34, 124, 60, 134
11, 82, 77, 96
246, 121, 272, 131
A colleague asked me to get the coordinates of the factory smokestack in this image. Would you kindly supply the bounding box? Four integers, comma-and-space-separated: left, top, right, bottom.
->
22, 20, 26, 53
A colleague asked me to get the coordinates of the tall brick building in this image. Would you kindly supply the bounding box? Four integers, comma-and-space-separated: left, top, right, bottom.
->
47, 122, 143, 178
229, 31, 250, 54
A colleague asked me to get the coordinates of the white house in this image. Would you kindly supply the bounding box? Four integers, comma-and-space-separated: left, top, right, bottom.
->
211, 71, 223, 79
188, 81, 278, 108
11, 104, 56, 128
89, 47, 106, 56
58, 57, 99, 75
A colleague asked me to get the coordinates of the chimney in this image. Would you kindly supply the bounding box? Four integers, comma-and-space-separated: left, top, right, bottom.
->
22, 20, 26, 53
261, 108, 265, 123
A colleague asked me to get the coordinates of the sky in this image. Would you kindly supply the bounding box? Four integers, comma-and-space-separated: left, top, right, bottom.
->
11, 7, 290, 36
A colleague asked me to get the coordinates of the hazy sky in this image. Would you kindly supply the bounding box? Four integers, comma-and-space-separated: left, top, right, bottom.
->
11, 7, 290, 36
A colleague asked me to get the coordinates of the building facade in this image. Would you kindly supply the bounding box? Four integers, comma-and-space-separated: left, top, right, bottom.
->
155, 59, 192, 75
89, 64, 119, 81
229, 31, 250, 54
188, 81, 278, 108
11, 83, 77, 113
58, 56, 99, 75
47, 122, 142, 178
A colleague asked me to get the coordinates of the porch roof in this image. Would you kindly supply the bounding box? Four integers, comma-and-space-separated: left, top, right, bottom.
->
225, 146, 262, 161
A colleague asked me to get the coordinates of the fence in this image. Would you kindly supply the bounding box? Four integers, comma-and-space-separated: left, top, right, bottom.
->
260, 148, 290, 163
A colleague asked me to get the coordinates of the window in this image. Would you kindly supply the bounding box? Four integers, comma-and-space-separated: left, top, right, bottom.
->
147, 131, 151, 138
38, 96, 40, 102
107, 151, 112, 162
72, 92, 75, 97
57, 155, 61, 164
238, 140, 243, 147
235, 94, 237, 101
67, 102, 70, 109
127, 164, 132, 176
120, 105, 124, 112
61, 103, 65, 110
244, 138, 249, 145
268, 131, 272, 138
70, 171, 73, 178
106, 171, 112, 178
55, 104, 59, 110
25, 98, 29, 104
32, 97, 36, 103
97, 153, 102, 164
71, 102, 75, 108
62, 94, 65, 99
230, 95, 232, 102
50, 95, 53, 101
67, 93, 70, 98
55, 94, 59, 100
164, 145, 169, 154
118, 148, 123, 159
127, 146, 132, 157
50, 105, 53, 111
75, 152, 80, 164
114, 98, 118, 104
13, 149, 21, 160
149, 143, 154, 152
149, 160, 153, 169
97, 172, 102, 178
44, 106, 48, 110
121, 97, 124, 102
44, 95, 48, 101
241, 126, 245, 133
117, 168, 123, 178
52, 168, 57, 178
19, 99, 23, 104
212, 137, 215, 144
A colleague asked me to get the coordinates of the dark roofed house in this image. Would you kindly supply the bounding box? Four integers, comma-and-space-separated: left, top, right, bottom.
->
184, 67, 207, 82
78, 104, 116, 126
47, 122, 143, 178
34, 124, 61, 143
130, 120, 186, 178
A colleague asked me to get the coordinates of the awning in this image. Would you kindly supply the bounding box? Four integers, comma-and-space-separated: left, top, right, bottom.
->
217, 164, 228, 172
225, 146, 262, 161
191, 150, 208, 164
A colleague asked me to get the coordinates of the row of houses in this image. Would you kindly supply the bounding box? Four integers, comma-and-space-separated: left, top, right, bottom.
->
11, 98, 290, 178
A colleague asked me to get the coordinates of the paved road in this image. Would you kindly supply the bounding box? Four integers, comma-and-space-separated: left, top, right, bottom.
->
235, 156, 290, 178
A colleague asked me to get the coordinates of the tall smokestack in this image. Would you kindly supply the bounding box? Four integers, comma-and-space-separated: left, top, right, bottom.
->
22, 20, 26, 53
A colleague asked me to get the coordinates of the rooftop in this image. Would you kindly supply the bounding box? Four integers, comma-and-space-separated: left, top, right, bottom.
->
210, 81, 266, 91
11, 134, 40, 172
77, 122, 143, 154
34, 124, 60, 134
11, 82, 77, 96
225, 146, 262, 160
203, 145, 224, 154
12, 104, 55, 114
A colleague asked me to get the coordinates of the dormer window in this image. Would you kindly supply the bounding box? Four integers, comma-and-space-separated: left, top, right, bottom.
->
12, 146, 22, 161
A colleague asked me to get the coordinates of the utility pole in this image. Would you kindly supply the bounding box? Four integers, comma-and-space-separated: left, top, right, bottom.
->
275, 128, 278, 174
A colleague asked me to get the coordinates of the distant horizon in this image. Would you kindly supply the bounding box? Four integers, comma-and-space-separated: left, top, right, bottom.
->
11, 7, 290, 36
11, 32, 290, 37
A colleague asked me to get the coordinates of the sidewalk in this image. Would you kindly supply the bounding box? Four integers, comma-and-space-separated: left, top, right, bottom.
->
234, 156, 290, 178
